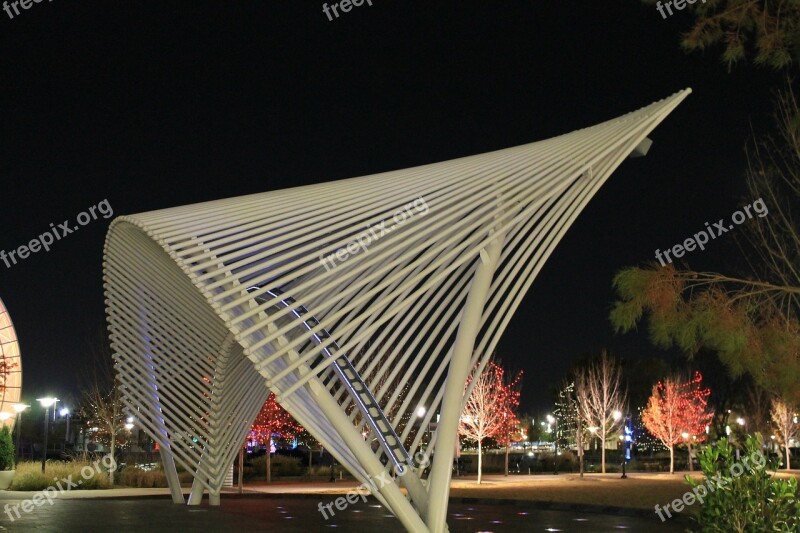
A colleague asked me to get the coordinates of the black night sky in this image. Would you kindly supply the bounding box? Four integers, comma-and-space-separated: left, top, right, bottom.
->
0, 1, 784, 413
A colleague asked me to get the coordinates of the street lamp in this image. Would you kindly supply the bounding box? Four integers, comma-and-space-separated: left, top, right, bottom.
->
60, 408, 72, 446
546, 414, 557, 474
37, 397, 58, 473
10, 403, 28, 459
621, 414, 632, 479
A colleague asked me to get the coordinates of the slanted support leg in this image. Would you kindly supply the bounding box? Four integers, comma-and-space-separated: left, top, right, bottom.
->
425, 233, 504, 533
209, 489, 220, 506
159, 446, 185, 504
188, 477, 205, 505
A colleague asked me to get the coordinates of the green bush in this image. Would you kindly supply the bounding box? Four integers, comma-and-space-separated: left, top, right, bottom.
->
247, 454, 304, 480
11, 461, 112, 491
119, 466, 168, 488
0, 426, 14, 471
686, 434, 800, 532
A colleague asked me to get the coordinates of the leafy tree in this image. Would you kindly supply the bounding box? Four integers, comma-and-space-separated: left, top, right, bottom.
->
555, 380, 592, 476
0, 426, 13, 471
686, 434, 799, 532
642, 372, 714, 473
612, 85, 800, 405
458, 361, 521, 484
642, 0, 800, 69
249, 392, 302, 483
574, 351, 627, 474
770, 397, 800, 469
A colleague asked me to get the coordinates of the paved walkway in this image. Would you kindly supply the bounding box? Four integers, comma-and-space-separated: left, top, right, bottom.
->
0, 496, 686, 532
0, 474, 726, 530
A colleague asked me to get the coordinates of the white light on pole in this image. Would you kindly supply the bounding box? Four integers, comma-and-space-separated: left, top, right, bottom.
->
36, 397, 58, 473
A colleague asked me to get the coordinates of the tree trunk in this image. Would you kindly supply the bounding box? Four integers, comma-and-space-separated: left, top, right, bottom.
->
669, 445, 674, 474
577, 417, 584, 478
504, 438, 509, 477
786, 446, 791, 470
477, 440, 483, 485
238, 443, 245, 493
600, 429, 606, 474
687, 442, 693, 472
266, 450, 272, 483
109, 434, 116, 485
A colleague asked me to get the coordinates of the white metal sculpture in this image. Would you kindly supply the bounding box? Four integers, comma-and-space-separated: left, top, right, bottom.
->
104, 89, 690, 532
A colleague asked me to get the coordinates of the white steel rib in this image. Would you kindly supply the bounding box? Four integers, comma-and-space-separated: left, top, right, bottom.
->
103, 89, 690, 532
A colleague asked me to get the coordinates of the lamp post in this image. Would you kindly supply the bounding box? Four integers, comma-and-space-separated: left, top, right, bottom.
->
621, 414, 632, 479
10, 403, 28, 460
416, 406, 427, 446
547, 414, 557, 475
37, 398, 58, 473
60, 408, 71, 447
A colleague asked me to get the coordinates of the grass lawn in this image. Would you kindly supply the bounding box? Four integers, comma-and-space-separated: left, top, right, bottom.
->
451, 473, 692, 510
448, 471, 800, 512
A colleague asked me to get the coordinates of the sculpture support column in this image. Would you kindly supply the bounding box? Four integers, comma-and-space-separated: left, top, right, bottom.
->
159, 445, 185, 504
425, 233, 504, 533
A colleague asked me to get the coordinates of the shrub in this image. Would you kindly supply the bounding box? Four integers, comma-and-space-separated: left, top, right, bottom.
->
686, 433, 800, 532
11, 460, 112, 491
247, 454, 304, 480
119, 466, 168, 488
0, 426, 14, 471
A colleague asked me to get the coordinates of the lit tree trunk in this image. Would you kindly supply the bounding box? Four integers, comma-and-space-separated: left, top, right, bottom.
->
577, 416, 584, 478
477, 439, 483, 485
504, 436, 509, 477
669, 445, 674, 474
266, 445, 272, 483
687, 441, 693, 472
600, 422, 606, 474
109, 434, 116, 485
786, 446, 791, 470
238, 444, 244, 493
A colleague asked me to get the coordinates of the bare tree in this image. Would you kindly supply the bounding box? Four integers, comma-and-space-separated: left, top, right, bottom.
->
770, 397, 799, 469
574, 351, 627, 474
80, 339, 128, 484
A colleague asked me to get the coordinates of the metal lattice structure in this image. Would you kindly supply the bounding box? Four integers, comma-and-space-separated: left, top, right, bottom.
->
104, 89, 690, 532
